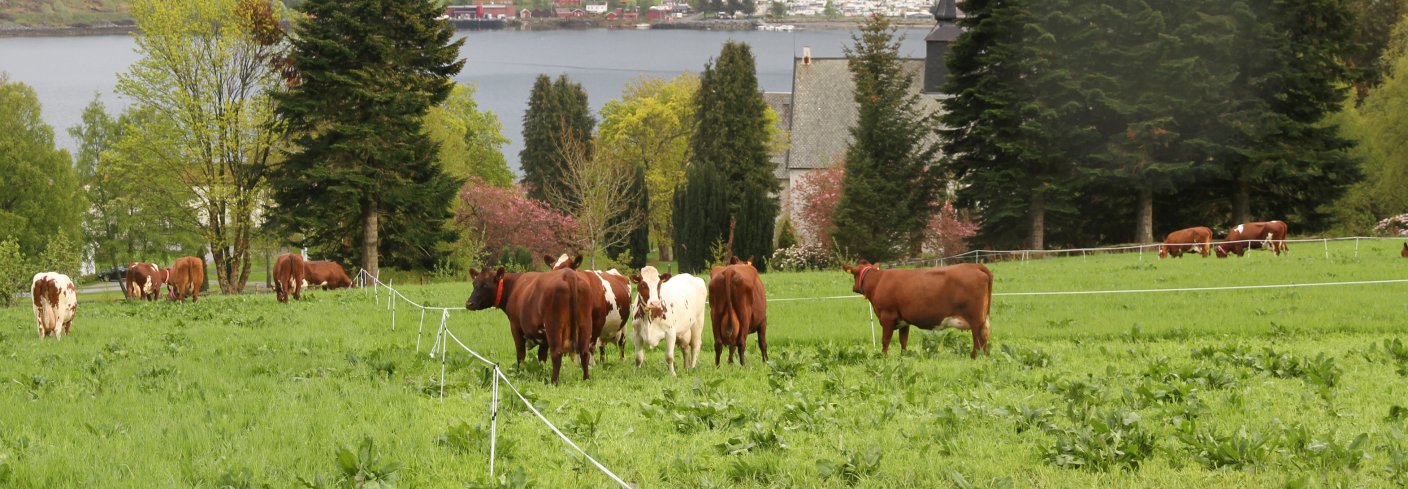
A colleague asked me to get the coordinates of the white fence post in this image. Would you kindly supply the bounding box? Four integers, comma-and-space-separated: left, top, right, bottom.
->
416, 309, 427, 352
1323, 239, 1329, 259
867, 304, 877, 349
489, 364, 500, 478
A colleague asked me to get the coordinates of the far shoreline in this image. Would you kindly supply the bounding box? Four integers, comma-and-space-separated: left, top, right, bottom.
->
0, 16, 935, 38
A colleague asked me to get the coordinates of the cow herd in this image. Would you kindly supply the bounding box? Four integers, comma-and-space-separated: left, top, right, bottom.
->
271, 253, 355, 303
464, 253, 993, 384
1159, 220, 1290, 259
125, 256, 208, 302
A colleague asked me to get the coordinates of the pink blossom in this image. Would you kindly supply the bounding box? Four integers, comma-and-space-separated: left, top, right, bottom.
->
455, 177, 583, 261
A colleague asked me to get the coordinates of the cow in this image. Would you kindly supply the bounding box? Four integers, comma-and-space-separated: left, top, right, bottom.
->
466, 266, 594, 384
165, 256, 205, 302
1216, 220, 1289, 258
548, 254, 631, 363
708, 256, 769, 366
841, 260, 994, 358
303, 260, 354, 290
125, 262, 165, 301
1159, 226, 1214, 259
630, 266, 708, 374
31, 272, 77, 340
1401, 243, 1407, 258
273, 253, 306, 302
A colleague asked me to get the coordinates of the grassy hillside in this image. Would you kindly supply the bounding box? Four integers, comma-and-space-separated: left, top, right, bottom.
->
2, 239, 1407, 487
0, 0, 131, 27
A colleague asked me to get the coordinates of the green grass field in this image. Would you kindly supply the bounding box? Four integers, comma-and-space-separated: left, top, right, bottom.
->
3, 239, 1408, 487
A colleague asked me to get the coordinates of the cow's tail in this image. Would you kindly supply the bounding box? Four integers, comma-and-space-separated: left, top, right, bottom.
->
982, 266, 993, 329
722, 271, 740, 345
564, 272, 580, 354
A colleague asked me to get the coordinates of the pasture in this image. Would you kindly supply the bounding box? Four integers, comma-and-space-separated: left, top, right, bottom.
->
2, 239, 1407, 487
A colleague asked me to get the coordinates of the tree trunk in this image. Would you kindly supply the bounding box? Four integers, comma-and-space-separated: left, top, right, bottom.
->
1136, 186, 1154, 244
657, 243, 671, 262
362, 199, 380, 279
1027, 192, 1045, 250
1232, 180, 1250, 225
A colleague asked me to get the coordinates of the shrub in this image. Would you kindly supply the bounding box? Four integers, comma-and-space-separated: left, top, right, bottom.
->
769, 245, 837, 272
0, 239, 26, 306
1044, 409, 1157, 471
1175, 423, 1277, 469
816, 445, 882, 486
1373, 213, 1408, 237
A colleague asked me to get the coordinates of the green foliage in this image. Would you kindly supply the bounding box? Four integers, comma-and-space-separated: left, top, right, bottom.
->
1044, 409, 1157, 471
606, 164, 650, 269
0, 76, 83, 260
271, 0, 465, 275
335, 437, 402, 488
776, 217, 798, 250
0, 239, 26, 306
1333, 21, 1408, 232
426, 83, 512, 188
833, 14, 938, 260
676, 41, 779, 272
32, 232, 81, 279
1175, 423, 1278, 469
816, 444, 882, 485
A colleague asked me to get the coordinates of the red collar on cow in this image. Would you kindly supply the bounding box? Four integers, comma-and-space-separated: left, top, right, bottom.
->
857, 265, 877, 290
493, 278, 505, 307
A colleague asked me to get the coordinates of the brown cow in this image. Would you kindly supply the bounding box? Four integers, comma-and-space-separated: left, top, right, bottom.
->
548, 254, 632, 362
1401, 243, 1407, 258
1216, 220, 1289, 258
841, 260, 993, 358
466, 266, 594, 384
1159, 226, 1213, 259
303, 260, 353, 290
165, 256, 205, 302
273, 253, 306, 302
125, 262, 166, 301
708, 256, 769, 366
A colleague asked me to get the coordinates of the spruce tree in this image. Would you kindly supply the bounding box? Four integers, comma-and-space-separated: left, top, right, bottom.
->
674, 41, 779, 272
832, 14, 939, 260
519, 74, 596, 207
270, 0, 465, 276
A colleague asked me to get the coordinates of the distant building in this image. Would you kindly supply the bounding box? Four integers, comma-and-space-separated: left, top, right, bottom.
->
443, 3, 516, 19
585, 3, 608, 14
768, 0, 961, 239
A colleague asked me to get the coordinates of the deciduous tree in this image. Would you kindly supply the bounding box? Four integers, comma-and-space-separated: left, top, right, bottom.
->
0, 75, 82, 265
427, 83, 513, 188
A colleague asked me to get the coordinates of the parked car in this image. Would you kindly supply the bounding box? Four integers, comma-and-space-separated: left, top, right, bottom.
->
97, 265, 127, 282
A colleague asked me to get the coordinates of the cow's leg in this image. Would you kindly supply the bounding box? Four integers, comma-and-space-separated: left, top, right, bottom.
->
898, 325, 911, 353
714, 338, 724, 366
878, 312, 898, 354
633, 329, 646, 367
618, 334, 626, 361
736, 334, 747, 366
550, 344, 563, 386
511, 324, 527, 365
757, 323, 768, 363
665, 329, 677, 375
537, 339, 549, 362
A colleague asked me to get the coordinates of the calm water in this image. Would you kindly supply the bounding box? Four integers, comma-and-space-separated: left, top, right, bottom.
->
0, 27, 930, 170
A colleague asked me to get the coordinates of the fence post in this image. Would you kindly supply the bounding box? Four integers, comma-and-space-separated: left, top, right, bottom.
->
387, 278, 394, 311
391, 283, 397, 331
867, 304, 877, 349
1323, 239, 1328, 259
489, 365, 500, 479
439, 311, 449, 400
1355, 237, 1360, 259
416, 309, 427, 352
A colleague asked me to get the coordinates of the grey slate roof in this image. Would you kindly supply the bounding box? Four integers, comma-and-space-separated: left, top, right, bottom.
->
786, 58, 942, 171
762, 91, 793, 180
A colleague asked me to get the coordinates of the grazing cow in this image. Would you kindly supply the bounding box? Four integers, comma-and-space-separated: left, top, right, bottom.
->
631, 266, 708, 374
466, 266, 594, 384
273, 253, 306, 302
1401, 243, 1407, 258
548, 254, 632, 363
1216, 220, 1289, 258
841, 260, 994, 358
708, 256, 769, 366
165, 256, 205, 302
125, 262, 165, 301
302, 260, 353, 290
31, 272, 77, 340
1159, 226, 1214, 259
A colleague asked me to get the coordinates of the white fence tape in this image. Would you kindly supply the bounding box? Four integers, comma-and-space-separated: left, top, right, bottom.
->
354, 270, 631, 488
893, 235, 1403, 267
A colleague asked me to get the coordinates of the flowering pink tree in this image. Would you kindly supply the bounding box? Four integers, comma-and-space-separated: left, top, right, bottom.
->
455, 177, 582, 266
925, 201, 979, 257
793, 163, 846, 248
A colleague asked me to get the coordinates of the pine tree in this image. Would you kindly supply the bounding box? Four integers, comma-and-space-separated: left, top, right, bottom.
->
607, 164, 650, 269
270, 0, 465, 276
674, 41, 779, 272
832, 14, 939, 260
672, 164, 729, 271
519, 74, 596, 208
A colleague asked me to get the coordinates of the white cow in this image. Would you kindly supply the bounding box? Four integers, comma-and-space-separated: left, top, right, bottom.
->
31, 272, 78, 340
630, 266, 708, 375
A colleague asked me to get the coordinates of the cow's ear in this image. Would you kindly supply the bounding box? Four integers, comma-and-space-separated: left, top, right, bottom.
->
660, 273, 672, 283
630, 273, 641, 284
841, 264, 853, 273
542, 255, 555, 267
857, 259, 871, 266
729, 256, 741, 265
467, 268, 478, 278
494, 267, 506, 280
572, 254, 584, 270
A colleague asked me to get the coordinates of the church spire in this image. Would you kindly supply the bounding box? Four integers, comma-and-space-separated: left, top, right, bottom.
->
930, 0, 958, 23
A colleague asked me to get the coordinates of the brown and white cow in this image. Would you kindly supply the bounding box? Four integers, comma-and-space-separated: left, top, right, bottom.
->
842, 260, 993, 358
303, 260, 353, 290
125, 262, 165, 301
1216, 220, 1289, 258
32, 272, 77, 340
548, 254, 631, 363
631, 265, 708, 374
466, 266, 594, 384
273, 253, 306, 302
1159, 226, 1214, 259
165, 256, 205, 302
708, 256, 769, 366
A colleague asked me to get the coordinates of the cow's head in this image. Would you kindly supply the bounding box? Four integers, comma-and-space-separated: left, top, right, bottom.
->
1157, 245, 1169, 259
630, 266, 671, 319
727, 256, 756, 269
1401, 242, 1407, 258
546, 253, 583, 270
465, 267, 507, 310
841, 259, 878, 294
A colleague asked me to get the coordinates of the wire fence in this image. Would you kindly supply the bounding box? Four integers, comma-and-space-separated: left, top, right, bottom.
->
886, 235, 1403, 268
354, 270, 632, 488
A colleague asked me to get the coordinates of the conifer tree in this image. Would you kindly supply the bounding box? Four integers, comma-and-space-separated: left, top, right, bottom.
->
270, 0, 465, 276
519, 74, 595, 207
674, 41, 779, 272
832, 14, 939, 260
